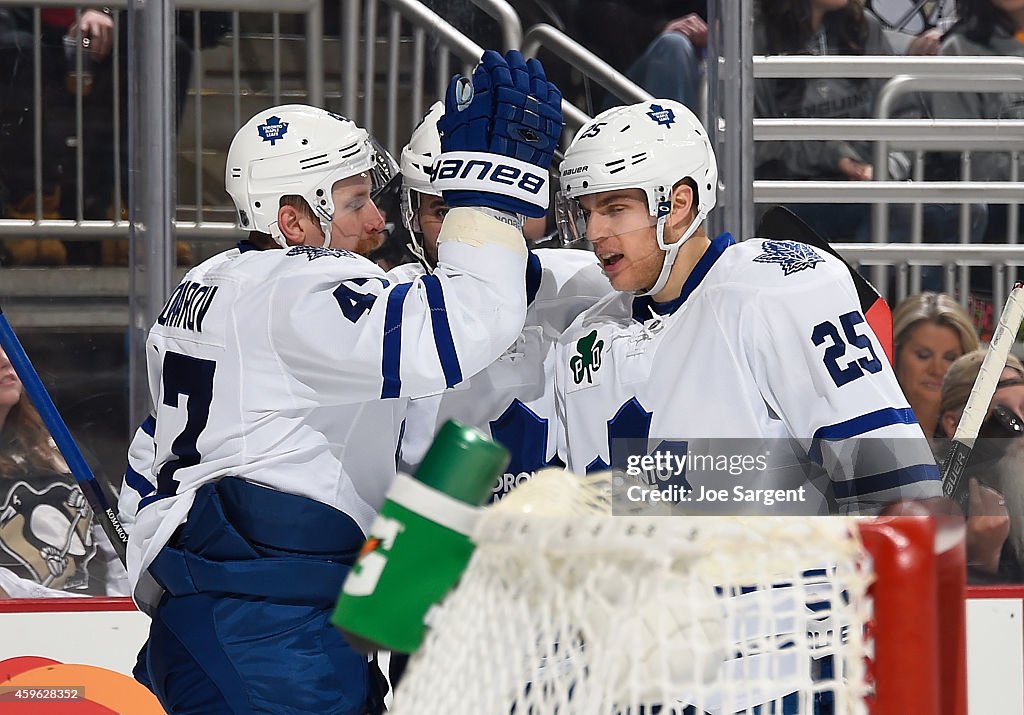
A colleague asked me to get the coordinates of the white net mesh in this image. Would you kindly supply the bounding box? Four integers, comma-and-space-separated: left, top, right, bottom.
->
392, 474, 873, 715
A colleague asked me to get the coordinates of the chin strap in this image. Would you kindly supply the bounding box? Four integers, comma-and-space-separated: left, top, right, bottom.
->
320, 217, 333, 249
268, 223, 288, 250
637, 202, 705, 298
407, 234, 434, 273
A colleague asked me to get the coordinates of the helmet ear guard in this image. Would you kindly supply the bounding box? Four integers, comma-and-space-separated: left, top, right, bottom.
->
225, 104, 396, 248
556, 99, 718, 295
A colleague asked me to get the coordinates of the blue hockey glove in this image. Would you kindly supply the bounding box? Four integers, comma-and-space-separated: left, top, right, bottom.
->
433, 49, 563, 219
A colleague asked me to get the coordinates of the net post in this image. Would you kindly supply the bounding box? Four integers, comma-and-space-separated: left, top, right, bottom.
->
859, 516, 945, 715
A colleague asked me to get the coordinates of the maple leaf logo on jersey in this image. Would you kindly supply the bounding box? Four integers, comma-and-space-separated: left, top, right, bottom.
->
286, 246, 358, 261
753, 241, 824, 276
257, 115, 288, 145
570, 330, 604, 385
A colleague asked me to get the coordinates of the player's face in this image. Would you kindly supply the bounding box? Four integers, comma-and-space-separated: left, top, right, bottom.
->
328, 174, 387, 256
416, 193, 447, 268
896, 321, 964, 411
580, 189, 663, 293
0, 348, 23, 420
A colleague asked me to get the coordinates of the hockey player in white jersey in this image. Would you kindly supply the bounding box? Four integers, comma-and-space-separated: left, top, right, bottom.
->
118, 50, 562, 715
394, 102, 611, 498
554, 98, 941, 515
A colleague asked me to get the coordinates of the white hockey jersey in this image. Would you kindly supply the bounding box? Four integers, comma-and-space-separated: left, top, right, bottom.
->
119, 214, 527, 607
555, 234, 941, 514
399, 248, 610, 499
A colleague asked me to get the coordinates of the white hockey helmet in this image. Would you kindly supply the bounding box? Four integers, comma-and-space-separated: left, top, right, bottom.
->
556, 99, 718, 296
225, 104, 396, 249
399, 101, 445, 269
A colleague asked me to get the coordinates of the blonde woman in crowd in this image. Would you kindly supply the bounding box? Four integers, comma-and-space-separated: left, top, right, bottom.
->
893, 292, 980, 439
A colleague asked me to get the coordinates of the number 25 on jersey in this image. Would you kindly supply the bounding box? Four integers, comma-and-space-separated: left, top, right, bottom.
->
811, 311, 883, 388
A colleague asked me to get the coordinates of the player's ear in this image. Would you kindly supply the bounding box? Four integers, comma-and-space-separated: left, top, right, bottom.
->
669, 181, 695, 225
278, 204, 309, 246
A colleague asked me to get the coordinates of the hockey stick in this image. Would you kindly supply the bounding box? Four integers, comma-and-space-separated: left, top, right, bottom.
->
757, 205, 894, 364
941, 282, 1024, 511
0, 304, 128, 564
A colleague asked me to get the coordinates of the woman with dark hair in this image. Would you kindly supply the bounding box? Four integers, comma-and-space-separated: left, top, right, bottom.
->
755, 0, 983, 257
0, 347, 125, 597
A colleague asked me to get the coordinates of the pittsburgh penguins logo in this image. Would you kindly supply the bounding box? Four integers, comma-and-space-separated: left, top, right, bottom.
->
0, 477, 96, 590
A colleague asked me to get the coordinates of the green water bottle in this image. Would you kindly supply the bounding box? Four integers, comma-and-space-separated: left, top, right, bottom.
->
332, 420, 509, 653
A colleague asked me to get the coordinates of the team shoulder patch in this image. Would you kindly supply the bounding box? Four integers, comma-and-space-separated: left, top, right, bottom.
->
286, 245, 359, 261
752, 240, 824, 276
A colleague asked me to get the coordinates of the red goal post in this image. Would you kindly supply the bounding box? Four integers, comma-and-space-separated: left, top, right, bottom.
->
860, 515, 966, 715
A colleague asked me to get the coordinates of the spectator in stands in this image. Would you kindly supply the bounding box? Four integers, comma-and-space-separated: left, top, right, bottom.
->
0, 6, 115, 266
566, 1, 707, 114
893, 291, 980, 438
73, 10, 226, 267
0, 346, 126, 597
753, 0, 985, 255
866, 0, 958, 54
937, 349, 1024, 581
0, 7, 224, 266
930, 0, 1024, 252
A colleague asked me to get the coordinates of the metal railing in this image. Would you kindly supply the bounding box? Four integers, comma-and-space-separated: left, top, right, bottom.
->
752, 54, 1024, 307
522, 22, 649, 138
358, 0, 482, 154
0, 0, 324, 246
470, 0, 521, 51
8, 2, 1024, 308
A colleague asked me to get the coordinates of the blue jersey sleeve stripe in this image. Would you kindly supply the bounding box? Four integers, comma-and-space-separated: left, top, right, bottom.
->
381, 282, 413, 399
525, 250, 542, 306
141, 415, 156, 437
809, 407, 918, 464
422, 275, 463, 388
832, 462, 940, 500
124, 464, 155, 497
138, 492, 171, 512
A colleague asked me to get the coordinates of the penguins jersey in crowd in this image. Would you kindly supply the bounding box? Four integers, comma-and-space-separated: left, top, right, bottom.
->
117, 209, 527, 608
398, 248, 610, 500
555, 233, 942, 514
0, 470, 101, 595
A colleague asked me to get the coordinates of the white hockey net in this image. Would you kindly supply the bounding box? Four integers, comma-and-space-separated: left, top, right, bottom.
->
392, 474, 874, 715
